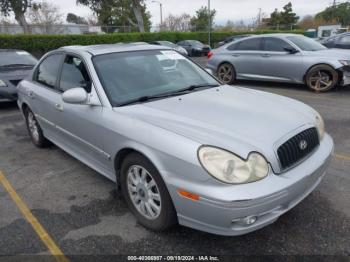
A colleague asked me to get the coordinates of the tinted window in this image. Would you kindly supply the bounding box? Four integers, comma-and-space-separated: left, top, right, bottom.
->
59, 56, 91, 93
339, 35, 350, 44
0, 51, 37, 67
231, 38, 262, 51
36, 54, 63, 88
263, 37, 293, 52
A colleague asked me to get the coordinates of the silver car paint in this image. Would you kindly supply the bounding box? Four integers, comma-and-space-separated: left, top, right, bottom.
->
17, 44, 334, 235
207, 33, 350, 84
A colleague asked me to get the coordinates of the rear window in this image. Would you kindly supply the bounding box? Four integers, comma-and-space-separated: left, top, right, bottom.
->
0, 51, 37, 67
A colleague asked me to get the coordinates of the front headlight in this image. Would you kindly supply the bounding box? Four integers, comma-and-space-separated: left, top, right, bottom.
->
339, 60, 350, 66
0, 79, 7, 87
198, 146, 269, 184
315, 112, 325, 140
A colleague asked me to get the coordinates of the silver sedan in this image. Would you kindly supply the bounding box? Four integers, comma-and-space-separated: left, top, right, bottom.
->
17, 44, 333, 236
207, 33, 350, 92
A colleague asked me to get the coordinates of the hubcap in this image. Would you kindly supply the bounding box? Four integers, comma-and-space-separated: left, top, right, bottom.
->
309, 70, 333, 91
218, 64, 233, 83
127, 165, 161, 220
27, 112, 39, 142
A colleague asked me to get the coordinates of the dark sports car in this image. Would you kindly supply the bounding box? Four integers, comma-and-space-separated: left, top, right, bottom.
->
0, 49, 38, 101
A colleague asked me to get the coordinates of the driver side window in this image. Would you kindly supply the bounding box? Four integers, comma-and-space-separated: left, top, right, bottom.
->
58, 55, 91, 93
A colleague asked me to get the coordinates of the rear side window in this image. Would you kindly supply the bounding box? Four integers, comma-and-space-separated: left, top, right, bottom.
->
263, 37, 293, 52
35, 54, 63, 88
59, 56, 91, 93
228, 38, 262, 51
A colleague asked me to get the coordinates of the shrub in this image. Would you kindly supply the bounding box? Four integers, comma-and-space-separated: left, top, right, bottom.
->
0, 30, 305, 56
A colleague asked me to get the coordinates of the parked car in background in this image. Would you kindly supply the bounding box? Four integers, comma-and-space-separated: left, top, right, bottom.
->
177, 40, 210, 57
321, 33, 350, 49
17, 44, 333, 236
0, 49, 38, 101
207, 34, 350, 92
150, 41, 188, 56
217, 34, 253, 47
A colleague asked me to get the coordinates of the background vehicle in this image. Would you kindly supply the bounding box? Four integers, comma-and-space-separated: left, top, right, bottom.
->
217, 34, 253, 47
177, 40, 210, 57
321, 33, 350, 49
151, 41, 188, 56
0, 49, 37, 101
207, 34, 350, 92
17, 44, 333, 236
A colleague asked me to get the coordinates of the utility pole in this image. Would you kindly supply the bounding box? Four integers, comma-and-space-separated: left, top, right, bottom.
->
152, 1, 163, 29
257, 8, 262, 28
208, 0, 211, 47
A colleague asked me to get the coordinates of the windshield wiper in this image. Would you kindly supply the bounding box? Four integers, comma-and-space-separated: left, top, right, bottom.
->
118, 84, 220, 107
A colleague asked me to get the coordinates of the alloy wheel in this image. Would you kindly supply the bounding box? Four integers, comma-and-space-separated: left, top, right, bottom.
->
126, 165, 162, 220
218, 64, 234, 84
309, 70, 334, 91
27, 111, 40, 142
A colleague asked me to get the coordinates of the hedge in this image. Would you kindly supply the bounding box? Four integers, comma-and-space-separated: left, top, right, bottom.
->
0, 30, 305, 56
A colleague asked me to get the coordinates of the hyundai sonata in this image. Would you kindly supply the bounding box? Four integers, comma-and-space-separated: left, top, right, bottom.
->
17, 44, 334, 235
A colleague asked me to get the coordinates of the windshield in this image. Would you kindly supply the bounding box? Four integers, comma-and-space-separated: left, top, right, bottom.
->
93, 50, 219, 106
287, 36, 327, 51
0, 51, 37, 67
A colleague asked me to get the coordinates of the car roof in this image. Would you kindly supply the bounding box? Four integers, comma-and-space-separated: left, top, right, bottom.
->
249, 33, 302, 38
58, 43, 171, 56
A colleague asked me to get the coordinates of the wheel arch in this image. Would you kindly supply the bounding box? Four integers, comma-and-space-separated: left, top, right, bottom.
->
113, 146, 166, 188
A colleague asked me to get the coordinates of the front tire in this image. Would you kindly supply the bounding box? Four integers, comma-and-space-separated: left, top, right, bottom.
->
217, 63, 236, 84
120, 152, 177, 231
24, 108, 50, 148
306, 65, 338, 92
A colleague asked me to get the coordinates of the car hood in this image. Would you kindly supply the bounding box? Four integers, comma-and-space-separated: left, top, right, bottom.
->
119, 86, 317, 170
305, 49, 350, 59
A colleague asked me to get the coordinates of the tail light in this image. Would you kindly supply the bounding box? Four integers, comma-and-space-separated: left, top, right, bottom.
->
207, 51, 213, 59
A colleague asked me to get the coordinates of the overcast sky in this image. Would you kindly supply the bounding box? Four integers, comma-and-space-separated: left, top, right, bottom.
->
47, 0, 334, 26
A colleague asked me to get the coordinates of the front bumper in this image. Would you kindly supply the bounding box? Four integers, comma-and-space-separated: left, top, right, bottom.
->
0, 86, 18, 101
339, 66, 350, 86
165, 134, 334, 236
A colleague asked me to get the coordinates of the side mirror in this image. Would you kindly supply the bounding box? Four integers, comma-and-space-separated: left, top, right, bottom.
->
284, 47, 299, 54
205, 68, 214, 75
62, 87, 88, 104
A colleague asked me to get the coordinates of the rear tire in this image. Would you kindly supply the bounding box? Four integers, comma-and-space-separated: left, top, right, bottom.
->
120, 152, 177, 231
217, 63, 236, 84
24, 108, 50, 148
306, 65, 338, 92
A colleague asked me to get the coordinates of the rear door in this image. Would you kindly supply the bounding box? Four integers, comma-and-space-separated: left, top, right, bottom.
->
29, 53, 64, 140
226, 37, 264, 79
259, 37, 303, 82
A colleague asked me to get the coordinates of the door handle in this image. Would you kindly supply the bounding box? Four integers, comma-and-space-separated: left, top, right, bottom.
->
28, 91, 35, 99
261, 54, 271, 57
55, 103, 63, 112
232, 54, 240, 57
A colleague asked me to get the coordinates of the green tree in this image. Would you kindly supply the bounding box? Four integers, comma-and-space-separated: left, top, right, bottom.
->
267, 8, 281, 27
280, 2, 299, 25
190, 6, 216, 31
315, 2, 350, 26
67, 13, 88, 24
77, 0, 151, 32
0, 0, 32, 33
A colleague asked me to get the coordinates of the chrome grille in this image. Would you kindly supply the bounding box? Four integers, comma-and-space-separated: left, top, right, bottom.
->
277, 128, 320, 170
